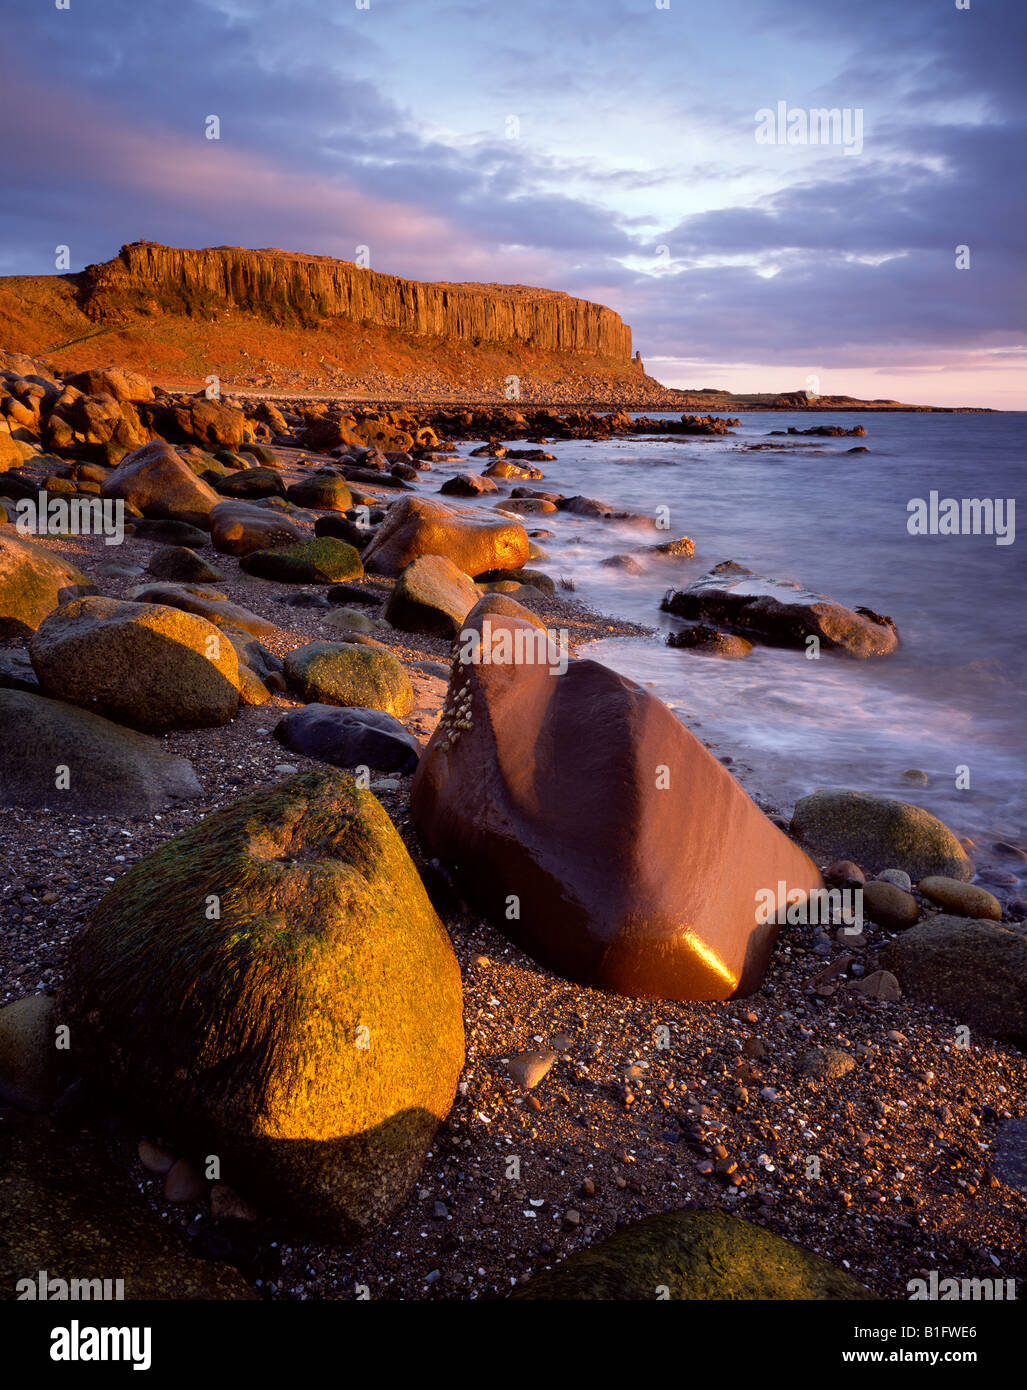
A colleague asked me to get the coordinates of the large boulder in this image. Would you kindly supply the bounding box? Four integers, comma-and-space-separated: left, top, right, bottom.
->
0, 688, 203, 813
209, 499, 306, 555
285, 642, 414, 716
882, 916, 1027, 1042
241, 537, 363, 584
64, 367, 155, 405
29, 596, 240, 733
791, 790, 972, 881
0, 995, 60, 1112
513, 1210, 878, 1300
44, 392, 148, 462
362, 496, 530, 578
56, 771, 465, 1237
1, 1125, 256, 1300
214, 467, 286, 500
0, 532, 96, 637
275, 704, 421, 774
662, 561, 898, 658
384, 554, 480, 637
152, 396, 248, 451
100, 442, 220, 528
286, 474, 353, 511
410, 603, 822, 999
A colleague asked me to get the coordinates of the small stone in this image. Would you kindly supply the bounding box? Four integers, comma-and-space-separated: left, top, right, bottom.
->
563, 1208, 582, 1230
862, 880, 920, 929
796, 1047, 856, 1081
854, 970, 902, 1002
164, 1157, 206, 1203
506, 1049, 557, 1090
714, 1156, 738, 1176
824, 860, 865, 888
741, 1036, 766, 1059
876, 869, 912, 891
210, 1184, 259, 1222
918, 876, 1003, 921
433, 1200, 449, 1220
274, 764, 299, 777
580, 1177, 596, 1198
138, 1138, 176, 1174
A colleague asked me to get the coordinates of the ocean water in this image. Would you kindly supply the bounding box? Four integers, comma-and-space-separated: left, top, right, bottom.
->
430, 411, 1026, 845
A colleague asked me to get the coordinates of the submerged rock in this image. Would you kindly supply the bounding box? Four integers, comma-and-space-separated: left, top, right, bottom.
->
662, 561, 898, 658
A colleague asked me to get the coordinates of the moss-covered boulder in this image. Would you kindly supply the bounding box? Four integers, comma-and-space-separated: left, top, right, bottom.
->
791, 790, 972, 881
513, 1210, 879, 1300
285, 641, 414, 715
0, 688, 203, 813
286, 474, 353, 512
384, 554, 480, 637
29, 596, 240, 732
883, 915, 1027, 1042
241, 537, 363, 583
0, 531, 96, 637
57, 771, 465, 1237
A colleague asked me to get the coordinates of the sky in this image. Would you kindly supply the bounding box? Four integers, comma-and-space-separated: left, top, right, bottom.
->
1, 0, 1024, 407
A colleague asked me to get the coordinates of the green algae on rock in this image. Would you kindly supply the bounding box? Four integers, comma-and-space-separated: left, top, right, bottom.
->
57, 770, 465, 1238
512, 1209, 879, 1300
240, 535, 363, 583
285, 640, 414, 716
790, 789, 972, 881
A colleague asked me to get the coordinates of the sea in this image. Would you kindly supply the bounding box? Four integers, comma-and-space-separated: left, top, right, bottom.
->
429, 410, 1026, 845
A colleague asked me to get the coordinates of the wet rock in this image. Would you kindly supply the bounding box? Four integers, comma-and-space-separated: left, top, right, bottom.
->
362, 495, 529, 578
145, 545, 224, 584
861, 880, 920, 930
666, 624, 752, 658
100, 442, 220, 528
662, 561, 898, 658
0, 995, 59, 1112
411, 602, 821, 1000
791, 790, 972, 881
284, 641, 414, 716
241, 536, 363, 584
384, 554, 480, 638
0, 531, 97, 637
918, 876, 1002, 921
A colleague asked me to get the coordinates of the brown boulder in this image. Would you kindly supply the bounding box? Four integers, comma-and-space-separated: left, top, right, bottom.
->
150, 396, 248, 451
0, 532, 96, 637
100, 442, 220, 528
64, 367, 155, 404
209, 499, 306, 555
410, 603, 822, 999
363, 496, 530, 578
